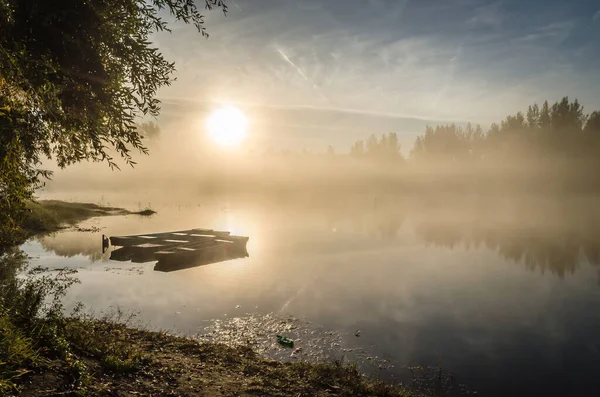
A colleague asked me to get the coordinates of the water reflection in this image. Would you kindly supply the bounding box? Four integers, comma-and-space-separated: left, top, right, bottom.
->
411, 196, 600, 284
108, 239, 250, 273
37, 229, 108, 262
31, 195, 600, 284
18, 194, 600, 396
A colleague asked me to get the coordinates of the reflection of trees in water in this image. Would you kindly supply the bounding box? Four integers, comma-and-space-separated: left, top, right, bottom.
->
362, 210, 405, 241
37, 234, 106, 262
414, 211, 600, 284
26, 194, 600, 285
0, 248, 29, 303
328, 197, 407, 241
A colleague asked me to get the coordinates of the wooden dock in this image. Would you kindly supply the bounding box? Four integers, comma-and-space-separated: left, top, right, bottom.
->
102, 228, 249, 272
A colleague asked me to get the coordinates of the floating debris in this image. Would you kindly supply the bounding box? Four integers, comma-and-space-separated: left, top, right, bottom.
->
354, 330, 361, 337
276, 335, 294, 348
194, 313, 394, 374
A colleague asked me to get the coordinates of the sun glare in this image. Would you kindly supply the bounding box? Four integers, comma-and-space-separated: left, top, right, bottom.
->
206, 105, 248, 147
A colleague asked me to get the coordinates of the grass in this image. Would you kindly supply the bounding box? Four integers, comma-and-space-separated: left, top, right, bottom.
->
0, 201, 426, 396
2, 310, 421, 396
0, 312, 39, 381
18, 200, 158, 240
22, 200, 130, 235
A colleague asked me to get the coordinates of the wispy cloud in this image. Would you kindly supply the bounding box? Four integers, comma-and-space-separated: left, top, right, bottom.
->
514, 21, 575, 44
154, 0, 600, 141
466, 1, 504, 29
594, 10, 600, 21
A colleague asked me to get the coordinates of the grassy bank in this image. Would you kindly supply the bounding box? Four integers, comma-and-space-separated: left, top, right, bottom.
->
3, 314, 415, 397
0, 201, 423, 396
21, 200, 155, 237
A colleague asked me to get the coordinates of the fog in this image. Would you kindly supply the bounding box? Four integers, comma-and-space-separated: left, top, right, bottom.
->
32, 102, 600, 397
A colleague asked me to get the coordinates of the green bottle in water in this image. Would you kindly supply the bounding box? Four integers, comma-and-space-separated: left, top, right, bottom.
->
276, 335, 294, 348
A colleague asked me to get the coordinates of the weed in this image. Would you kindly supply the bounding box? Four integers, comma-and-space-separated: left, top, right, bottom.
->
101, 355, 141, 373
67, 358, 92, 393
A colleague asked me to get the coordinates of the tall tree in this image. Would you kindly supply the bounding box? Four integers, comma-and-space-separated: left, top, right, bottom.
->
583, 111, 600, 157
366, 134, 378, 157
526, 104, 540, 129
350, 140, 365, 157
0, 0, 226, 245
540, 101, 551, 129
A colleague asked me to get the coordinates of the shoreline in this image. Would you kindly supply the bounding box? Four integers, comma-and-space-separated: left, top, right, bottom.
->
9, 317, 416, 397
1, 200, 420, 396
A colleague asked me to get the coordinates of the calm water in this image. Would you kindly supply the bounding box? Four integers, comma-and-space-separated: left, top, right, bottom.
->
21, 194, 600, 396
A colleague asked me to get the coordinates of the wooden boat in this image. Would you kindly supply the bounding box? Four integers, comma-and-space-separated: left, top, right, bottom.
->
102, 228, 249, 271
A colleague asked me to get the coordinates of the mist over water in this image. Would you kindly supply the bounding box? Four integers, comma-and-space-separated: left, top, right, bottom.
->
22, 98, 600, 396
25, 168, 600, 397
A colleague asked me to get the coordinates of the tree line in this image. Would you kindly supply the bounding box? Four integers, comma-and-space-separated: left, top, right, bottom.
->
345, 97, 600, 168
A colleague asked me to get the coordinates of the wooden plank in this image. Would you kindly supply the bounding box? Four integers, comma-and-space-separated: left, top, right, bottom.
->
110, 231, 216, 247
106, 228, 249, 269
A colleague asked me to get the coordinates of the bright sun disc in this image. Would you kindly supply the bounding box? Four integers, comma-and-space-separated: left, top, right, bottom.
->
206, 106, 248, 147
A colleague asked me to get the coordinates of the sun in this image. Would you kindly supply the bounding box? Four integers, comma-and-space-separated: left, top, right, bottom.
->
206, 105, 248, 147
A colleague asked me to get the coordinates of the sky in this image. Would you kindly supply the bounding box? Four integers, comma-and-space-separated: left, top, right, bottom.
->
153, 0, 600, 151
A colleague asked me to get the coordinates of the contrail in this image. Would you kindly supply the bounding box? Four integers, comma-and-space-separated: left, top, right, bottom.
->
276, 47, 331, 103
276, 47, 309, 81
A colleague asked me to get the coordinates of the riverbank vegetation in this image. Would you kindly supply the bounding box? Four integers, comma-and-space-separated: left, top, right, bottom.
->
0, 202, 424, 396
1, 309, 417, 396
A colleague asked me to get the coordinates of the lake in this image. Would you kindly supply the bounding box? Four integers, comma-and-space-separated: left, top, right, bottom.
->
21, 192, 600, 397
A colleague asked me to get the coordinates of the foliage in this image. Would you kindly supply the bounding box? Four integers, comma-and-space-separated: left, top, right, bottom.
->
0, 0, 226, 247
351, 132, 404, 163
0, 247, 81, 393
410, 124, 483, 163
408, 97, 596, 165
0, 244, 149, 393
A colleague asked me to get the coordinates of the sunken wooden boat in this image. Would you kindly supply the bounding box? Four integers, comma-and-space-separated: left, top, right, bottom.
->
102, 228, 249, 272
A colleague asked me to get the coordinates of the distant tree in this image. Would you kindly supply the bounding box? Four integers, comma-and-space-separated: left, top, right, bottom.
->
471, 124, 485, 160
540, 101, 551, 129
411, 136, 424, 160
350, 133, 403, 163
584, 111, 600, 135
550, 97, 586, 132
366, 134, 378, 157
583, 111, 600, 156
411, 97, 597, 169
379, 134, 388, 157
526, 104, 540, 129
386, 133, 399, 155
350, 140, 365, 157
410, 124, 469, 163
548, 97, 586, 156
138, 122, 161, 142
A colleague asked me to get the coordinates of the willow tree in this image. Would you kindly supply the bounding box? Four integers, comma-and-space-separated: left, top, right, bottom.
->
0, 0, 226, 246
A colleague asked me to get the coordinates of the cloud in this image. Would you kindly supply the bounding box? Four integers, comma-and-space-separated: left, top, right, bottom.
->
275, 47, 309, 81
152, 0, 600, 142
466, 1, 504, 29
594, 10, 600, 22
514, 21, 575, 44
